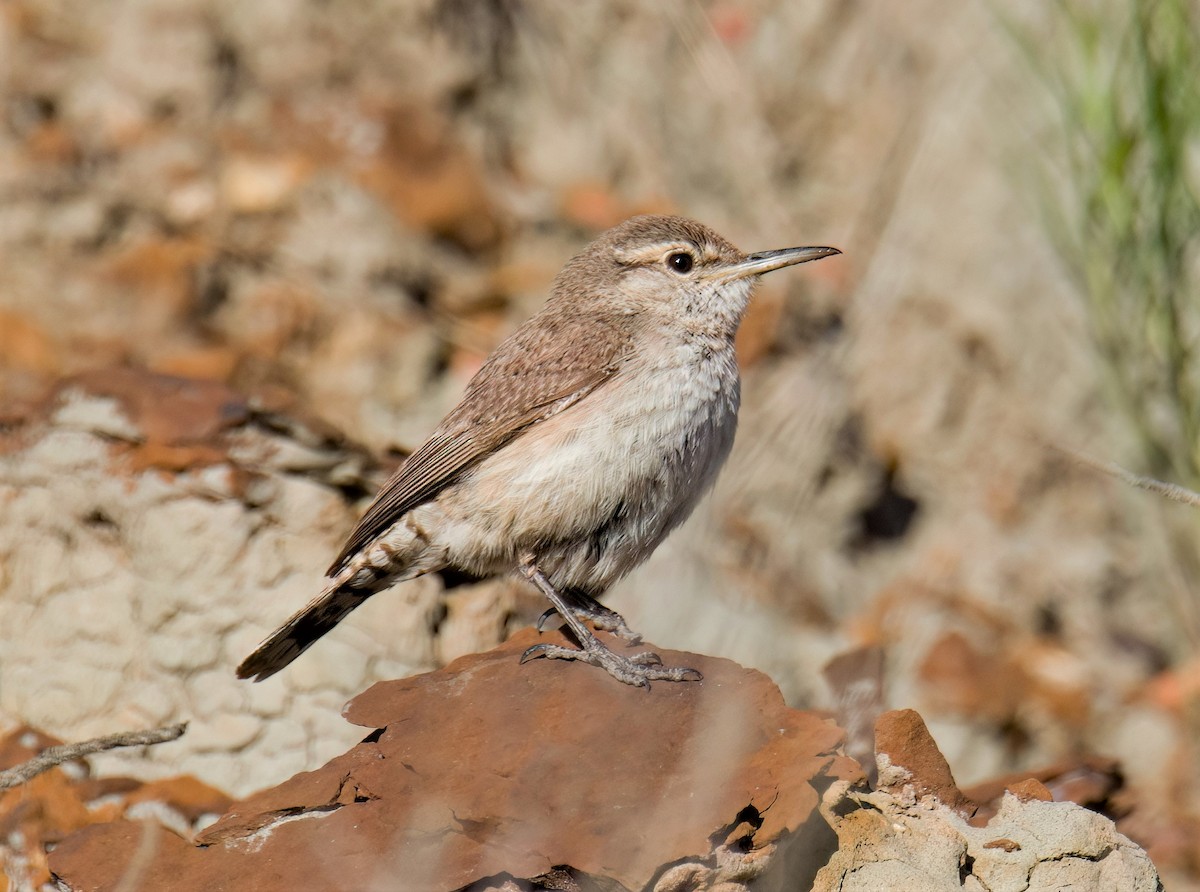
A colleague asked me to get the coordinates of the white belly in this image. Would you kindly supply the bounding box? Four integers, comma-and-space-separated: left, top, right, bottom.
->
424, 343, 740, 592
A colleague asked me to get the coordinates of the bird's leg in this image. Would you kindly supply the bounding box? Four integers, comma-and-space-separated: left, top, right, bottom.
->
535, 588, 642, 644
517, 555, 702, 688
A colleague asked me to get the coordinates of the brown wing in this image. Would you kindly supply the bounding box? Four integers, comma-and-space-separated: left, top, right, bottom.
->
326, 310, 632, 575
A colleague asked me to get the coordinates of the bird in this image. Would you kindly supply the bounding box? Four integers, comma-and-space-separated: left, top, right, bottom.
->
237, 215, 839, 687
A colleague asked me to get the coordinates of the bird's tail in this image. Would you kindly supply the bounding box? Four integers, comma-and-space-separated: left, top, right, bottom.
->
236, 578, 371, 682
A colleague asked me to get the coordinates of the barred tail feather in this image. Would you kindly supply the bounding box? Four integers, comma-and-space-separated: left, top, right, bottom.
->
236, 582, 371, 682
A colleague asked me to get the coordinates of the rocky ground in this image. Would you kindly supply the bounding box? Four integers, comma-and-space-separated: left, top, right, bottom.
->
3, 639, 1164, 891
2, 0, 1199, 888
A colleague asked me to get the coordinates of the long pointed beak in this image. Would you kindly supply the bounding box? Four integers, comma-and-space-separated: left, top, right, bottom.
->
704, 245, 841, 283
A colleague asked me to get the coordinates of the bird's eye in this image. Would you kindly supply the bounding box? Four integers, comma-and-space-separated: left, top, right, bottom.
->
667, 252, 694, 274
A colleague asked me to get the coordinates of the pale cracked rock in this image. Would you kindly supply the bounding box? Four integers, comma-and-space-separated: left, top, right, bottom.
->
811, 784, 1162, 892
0, 369, 470, 795
186, 714, 263, 753
285, 634, 374, 694
49, 630, 862, 892
148, 611, 225, 672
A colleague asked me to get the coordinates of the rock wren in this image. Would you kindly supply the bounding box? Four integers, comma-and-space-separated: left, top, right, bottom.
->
238, 215, 839, 687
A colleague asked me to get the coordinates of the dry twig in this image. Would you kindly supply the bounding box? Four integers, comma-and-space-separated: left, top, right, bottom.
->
1057, 445, 1200, 509
0, 723, 187, 791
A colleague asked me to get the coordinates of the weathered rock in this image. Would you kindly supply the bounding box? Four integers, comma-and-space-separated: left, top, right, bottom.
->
811, 784, 1162, 892
29, 669, 1164, 892
0, 369, 460, 794
873, 709, 974, 817
50, 631, 861, 891
810, 711, 1163, 891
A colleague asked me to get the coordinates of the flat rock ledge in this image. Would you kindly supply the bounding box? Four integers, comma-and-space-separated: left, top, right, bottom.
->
47, 634, 1161, 892
49, 630, 859, 891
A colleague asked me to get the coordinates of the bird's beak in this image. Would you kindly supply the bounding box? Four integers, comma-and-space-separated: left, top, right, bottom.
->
704, 245, 841, 283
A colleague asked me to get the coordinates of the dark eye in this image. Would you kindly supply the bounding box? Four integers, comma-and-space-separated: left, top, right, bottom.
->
667, 252, 694, 273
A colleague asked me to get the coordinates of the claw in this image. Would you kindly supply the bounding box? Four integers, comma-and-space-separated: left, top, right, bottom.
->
535, 607, 559, 633
521, 643, 552, 664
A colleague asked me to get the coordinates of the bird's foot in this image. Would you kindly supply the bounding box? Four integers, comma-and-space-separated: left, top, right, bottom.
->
520, 638, 702, 688
535, 602, 643, 644
517, 556, 698, 687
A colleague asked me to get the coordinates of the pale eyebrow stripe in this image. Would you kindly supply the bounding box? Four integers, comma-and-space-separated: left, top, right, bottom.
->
614, 241, 719, 265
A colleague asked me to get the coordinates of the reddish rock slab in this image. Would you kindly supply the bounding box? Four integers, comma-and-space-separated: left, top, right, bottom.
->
51, 630, 860, 891
873, 709, 974, 816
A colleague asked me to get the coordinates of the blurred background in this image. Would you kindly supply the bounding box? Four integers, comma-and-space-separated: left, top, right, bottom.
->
2, 0, 1199, 885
